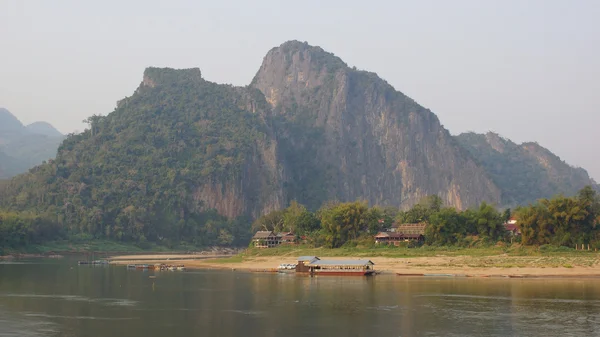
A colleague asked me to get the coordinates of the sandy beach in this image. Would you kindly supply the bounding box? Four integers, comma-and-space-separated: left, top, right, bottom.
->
109, 253, 600, 278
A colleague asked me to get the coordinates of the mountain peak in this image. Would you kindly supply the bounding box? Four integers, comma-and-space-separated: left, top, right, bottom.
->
251, 41, 350, 109
141, 67, 203, 88
0, 108, 24, 131
26, 121, 63, 138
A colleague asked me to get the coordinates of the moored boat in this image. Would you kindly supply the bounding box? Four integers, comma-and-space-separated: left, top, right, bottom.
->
277, 263, 297, 273
306, 259, 376, 276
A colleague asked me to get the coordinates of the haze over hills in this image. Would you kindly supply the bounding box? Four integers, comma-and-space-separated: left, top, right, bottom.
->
0, 41, 596, 245
25, 121, 63, 138
0, 108, 64, 179
456, 132, 598, 206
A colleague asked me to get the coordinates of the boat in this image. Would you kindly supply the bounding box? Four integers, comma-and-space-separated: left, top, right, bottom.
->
78, 260, 109, 266
307, 259, 376, 276
277, 263, 297, 273
92, 260, 109, 265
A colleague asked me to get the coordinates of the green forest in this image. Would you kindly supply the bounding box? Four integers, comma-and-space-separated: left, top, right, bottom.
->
0, 68, 268, 252
2, 177, 599, 252
455, 132, 597, 206
249, 186, 600, 249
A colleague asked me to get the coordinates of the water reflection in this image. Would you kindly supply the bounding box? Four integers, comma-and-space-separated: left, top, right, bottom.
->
0, 258, 600, 337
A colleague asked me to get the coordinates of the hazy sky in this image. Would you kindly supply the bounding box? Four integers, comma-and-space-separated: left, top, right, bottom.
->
1, 0, 599, 179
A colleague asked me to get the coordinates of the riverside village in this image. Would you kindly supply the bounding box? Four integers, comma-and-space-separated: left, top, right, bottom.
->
246, 218, 522, 276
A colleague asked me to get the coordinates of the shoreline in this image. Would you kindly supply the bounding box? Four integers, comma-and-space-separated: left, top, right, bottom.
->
107, 254, 600, 278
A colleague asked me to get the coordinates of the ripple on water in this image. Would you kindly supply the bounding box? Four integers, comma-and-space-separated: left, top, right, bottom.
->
23, 313, 139, 321
223, 309, 266, 316
0, 307, 58, 337
0, 294, 139, 306
414, 293, 600, 305
418, 293, 600, 337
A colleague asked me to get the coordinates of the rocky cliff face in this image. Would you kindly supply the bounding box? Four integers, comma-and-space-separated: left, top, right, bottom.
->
5, 40, 597, 246
251, 41, 501, 209
456, 132, 597, 205
103, 67, 287, 219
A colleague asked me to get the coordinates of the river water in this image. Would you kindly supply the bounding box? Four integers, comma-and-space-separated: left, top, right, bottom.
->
1, 257, 599, 337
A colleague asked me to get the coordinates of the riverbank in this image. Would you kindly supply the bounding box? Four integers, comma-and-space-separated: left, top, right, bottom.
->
109, 247, 600, 278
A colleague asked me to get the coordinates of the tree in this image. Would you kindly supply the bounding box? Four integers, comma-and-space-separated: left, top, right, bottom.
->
251, 210, 285, 232
502, 208, 511, 222
397, 195, 443, 224
472, 202, 505, 241
318, 201, 368, 248
425, 208, 465, 245
281, 200, 314, 233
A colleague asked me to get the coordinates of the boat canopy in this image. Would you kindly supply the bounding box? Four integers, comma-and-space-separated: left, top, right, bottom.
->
307, 259, 374, 267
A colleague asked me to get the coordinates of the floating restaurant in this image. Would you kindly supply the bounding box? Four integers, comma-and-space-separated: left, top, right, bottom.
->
295, 256, 376, 276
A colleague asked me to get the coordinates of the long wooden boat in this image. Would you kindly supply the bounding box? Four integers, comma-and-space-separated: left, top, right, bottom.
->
311, 270, 375, 276
307, 259, 376, 276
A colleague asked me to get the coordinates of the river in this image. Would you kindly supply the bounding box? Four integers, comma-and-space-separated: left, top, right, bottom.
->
0, 257, 599, 337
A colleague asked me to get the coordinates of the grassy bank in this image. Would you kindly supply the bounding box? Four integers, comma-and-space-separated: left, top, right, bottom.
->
199, 245, 600, 270
241, 244, 599, 258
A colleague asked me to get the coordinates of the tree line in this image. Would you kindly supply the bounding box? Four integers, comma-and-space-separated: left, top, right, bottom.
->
2, 184, 598, 252
252, 186, 600, 249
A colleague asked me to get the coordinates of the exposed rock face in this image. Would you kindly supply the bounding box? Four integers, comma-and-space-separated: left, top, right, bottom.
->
251, 41, 501, 209
110, 67, 286, 219
456, 131, 598, 205
8, 40, 596, 228
190, 135, 285, 219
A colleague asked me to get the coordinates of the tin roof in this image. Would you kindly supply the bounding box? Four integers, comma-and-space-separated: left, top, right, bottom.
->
298, 256, 320, 262
252, 231, 276, 239
391, 222, 427, 235
308, 259, 374, 266
375, 232, 404, 238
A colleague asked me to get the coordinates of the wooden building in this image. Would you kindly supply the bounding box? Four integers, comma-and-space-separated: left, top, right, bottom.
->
390, 222, 427, 235
374, 232, 424, 245
252, 231, 280, 248
252, 231, 297, 248
504, 217, 521, 236
278, 232, 297, 244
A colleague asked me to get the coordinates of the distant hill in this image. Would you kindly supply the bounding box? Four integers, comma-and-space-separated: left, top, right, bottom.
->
0, 108, 24, 132
0, 151, 20, 179
455, 132, 598, 206
0, 108, 64, 179
26, 122, 63, 138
